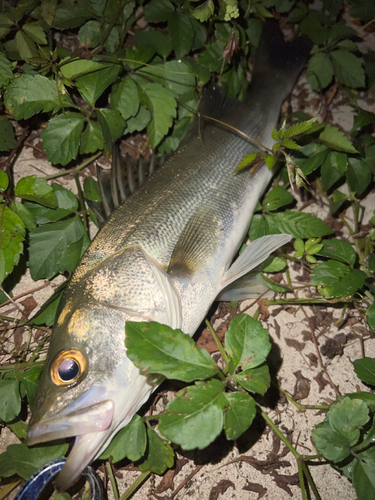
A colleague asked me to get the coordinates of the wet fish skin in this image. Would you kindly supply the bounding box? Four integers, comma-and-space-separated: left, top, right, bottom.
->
27, 20, 310, 490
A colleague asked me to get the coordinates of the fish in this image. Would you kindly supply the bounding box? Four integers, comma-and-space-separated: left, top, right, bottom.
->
27, 20, 311, 490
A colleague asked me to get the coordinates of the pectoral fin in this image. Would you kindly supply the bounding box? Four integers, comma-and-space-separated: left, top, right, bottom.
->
221, 234, 292, 288
216, 272, 272, 301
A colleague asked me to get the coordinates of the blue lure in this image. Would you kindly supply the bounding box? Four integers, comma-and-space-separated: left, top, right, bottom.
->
14, 459, 103, 500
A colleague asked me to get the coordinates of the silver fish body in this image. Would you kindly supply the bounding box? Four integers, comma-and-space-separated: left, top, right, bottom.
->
27, 21, 310, 489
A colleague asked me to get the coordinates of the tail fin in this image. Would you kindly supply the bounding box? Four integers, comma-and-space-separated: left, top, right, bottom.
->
252, 19, 312, 95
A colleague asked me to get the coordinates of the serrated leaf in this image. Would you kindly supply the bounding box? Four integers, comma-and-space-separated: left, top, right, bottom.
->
138, 82, 176, 148
80, 120, 103, 154
264, 187, 294, 211
124, 105, 151, 135
319, 124, 357, 153
311, 260, 366, 298
317, 239, 357, 266
0, 443, 68, 479
329, 189, 347, 214
28, 216, 84, 280
234, 362, 271, 396
261, 255, 287, 273
22, 22, 47, 45
321, 151, 347, 192
5, 74, 67, 120
168, 11, 195, 59
353, 358, 375, 386
83, 177, 101, 203
282, 116, 319, 139
76, 64, 120, 107
110, 78, 139, 120
307, 53, 333, 90
100, 415, 147, 463
78, 20, 101, 48
0, 116, 16, 151
97, 108, 125, 145
20, 366, 43, 409
344, 392, 375, 412
0, 205, 26, 283
41, 112, 85, 165
271, 211, 332, 238
138, 425, 174, 475
125, 322, 217, 382
24, 183, 78, 224
159, 379, 226, 450
353, 451, 375, 499
347, 158, 372, 197
223, 392, 256, 440
15, 176, 57, 208
312, 421, 351, 462
248, 213, 281, 240
9, 200, 36, 230
192, 0, 214, 22
331, 50, 365, 88
15, 30, 38, 59
328, 397, 369, 446
292, 144, 329, 175
225, 314, 271, 370
0, 378, 21, 421
144, 0, 174, 23
135, 29, 173, 59
0, 52, 13, 88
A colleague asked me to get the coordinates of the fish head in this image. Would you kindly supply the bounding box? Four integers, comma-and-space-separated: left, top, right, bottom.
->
27, 245, 181, 489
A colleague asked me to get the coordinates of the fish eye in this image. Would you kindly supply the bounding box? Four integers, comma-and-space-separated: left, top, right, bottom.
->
50, 349, 87, 386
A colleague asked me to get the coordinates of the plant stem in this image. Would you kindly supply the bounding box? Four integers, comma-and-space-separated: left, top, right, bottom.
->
43, 152, 101, 180
260, 408, 299, 460
277, 386, 329, 411
264, 298, 346, 305
106, 461, 119, 500
119, 471, 151, 500
301, 461, 322, 500
205, 319, 229, 372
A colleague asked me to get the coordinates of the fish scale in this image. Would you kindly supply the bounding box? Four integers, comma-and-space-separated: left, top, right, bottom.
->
27, 20, 311, 491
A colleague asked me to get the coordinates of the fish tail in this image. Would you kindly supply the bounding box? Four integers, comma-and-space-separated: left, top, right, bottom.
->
252, 19, 312, 96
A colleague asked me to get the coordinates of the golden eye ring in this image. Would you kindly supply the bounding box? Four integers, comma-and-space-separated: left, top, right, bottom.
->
50, 349, 87, 387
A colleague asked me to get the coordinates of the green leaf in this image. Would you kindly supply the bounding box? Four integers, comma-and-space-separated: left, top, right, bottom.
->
307, 53, 333, 90
80, 120, 103, 154
234, 362, 271, 396
0, 443, 68, 479
29, 287, 64, 327
159, 379, 226, 450
321, 152, 347, 191
110, 78, 139, 120
312, 421, 351, 462
20, 366, 43, 408
353, 450, 375, 499
311, 260, 367, 298
123, 105, 151, 135
353, 358, 375, 386
280, 116, 319, 140
9, 201, 36, 231
329, 189, 347, 214
264, 187, 294, 211
100, 415, 147, 463
261, 255, 287, 273
138, 425, 174, 475
144, 0, 174, 23
0, 378, 21, 421
168, 12, 195, 59
328, 397, 369, 446
83, 177, 101, 203
223, 392, 256, 440
78, 20, 101, 48
366, 302, 375, 330
15, 30, 38, 59
0, 52, 13, 88
125, 322, 217, 382
344, 392, 375, 412
76, 64, 120, 107
192, 0, 215, 22
0, 13, 13, 40
0, 171, 9, 192
5, 74, 67, 120
257, 273, 290, 293
225, 314, 271, 370
41, 112, 85, 165
292, 144, 329, 175
347, 158, 372, 197
271, 211, 332, 238
319, 125, 357, 153
137, 82, 177, 148
22, 22, 47, 44
135, 29, 173, 59
317, 239, 357, 266
97, 108, 125, 144
0, 116, 16, 151
331, 50, 365, 88
28, 216, 85, 280
0, 205, 26, 283
352, 108, 375, 131
24, 183, 78, 224
15, 176, 57, 208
